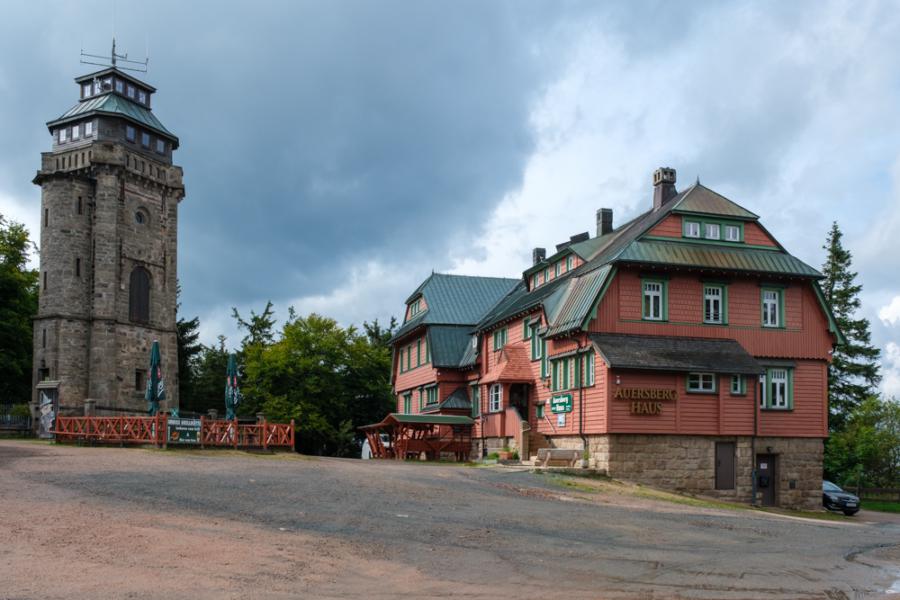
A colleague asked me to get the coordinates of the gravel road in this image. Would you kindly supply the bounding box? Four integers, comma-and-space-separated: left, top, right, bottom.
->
1, 440, 898, 599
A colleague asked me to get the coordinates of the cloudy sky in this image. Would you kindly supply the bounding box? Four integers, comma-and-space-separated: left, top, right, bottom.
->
2, 1, 899, 396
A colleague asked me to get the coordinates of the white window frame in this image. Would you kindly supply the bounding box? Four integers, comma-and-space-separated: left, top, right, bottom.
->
555, 262, 561, 277
704, 285, 723, 324
530, 323, 542, 360
685, 221, 700, 238
758, 374, 767, 408
584, 352, 595, 386
566, 255, 574, 271
730, 375, 743, 395
84, 121, 93, 136
687, 372, 716, 393
704, 223, 721, 240
59, 127, 67, 143
82, 82, 92, 98
71, 124, 80, 140
725, 225, 740, 242
489, 384, 502, 412
770, 369, 788, 409
642, 281, 664, 321
762, 289, 781, 327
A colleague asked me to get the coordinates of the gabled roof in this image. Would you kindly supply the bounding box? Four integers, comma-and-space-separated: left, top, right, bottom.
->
671, 184, 759, 219
421, 387, 471, 414
481, 345, 533, 384
480, 182, 822, 337
427, 326, 474, 368
47, 93, 179, 147
590, 333, 763, 375
391, 273, 518, 342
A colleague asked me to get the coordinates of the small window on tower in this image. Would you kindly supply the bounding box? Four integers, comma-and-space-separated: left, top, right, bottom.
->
138, 90, 147, 104
127, 84, 135, 99
115, 79, 124, 94
135, 370, 146, 392
141, 132, 150, 148
85, 121, 93, 136
59, 128, 67, 143
126, 125, 136, 142
71, 124, 80, 140
82, 82, 91, 98
75, 257, 81, 277
134, 209, 148, 225
156, 139, 165, 154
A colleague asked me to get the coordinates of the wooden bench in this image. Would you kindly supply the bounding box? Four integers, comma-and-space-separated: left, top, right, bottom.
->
536, 448, 580, 467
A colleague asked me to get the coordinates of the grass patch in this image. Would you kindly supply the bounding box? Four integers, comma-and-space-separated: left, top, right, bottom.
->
862, 500, 900, 513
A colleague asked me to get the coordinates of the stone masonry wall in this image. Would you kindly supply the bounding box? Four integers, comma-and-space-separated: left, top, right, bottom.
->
541, 434, 823, 510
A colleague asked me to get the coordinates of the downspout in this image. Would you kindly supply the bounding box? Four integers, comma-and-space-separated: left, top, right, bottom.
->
577, 337, 587, 462
751, 372, 759, 506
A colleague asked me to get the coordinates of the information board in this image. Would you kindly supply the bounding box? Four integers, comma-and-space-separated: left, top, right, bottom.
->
550, 394, 573, 414
167, 418, 201, 444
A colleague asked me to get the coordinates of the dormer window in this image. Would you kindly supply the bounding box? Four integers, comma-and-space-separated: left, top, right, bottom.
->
725, 225, 741, 242
115, 79, 124, 94
138, 90, 147, 104
127, 84, 135, 99
82, 83, 91, 98
409, 298, 422, 317
704, 223, 720, 240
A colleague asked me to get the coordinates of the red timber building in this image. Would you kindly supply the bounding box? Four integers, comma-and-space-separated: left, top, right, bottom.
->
368, 167, 843, 509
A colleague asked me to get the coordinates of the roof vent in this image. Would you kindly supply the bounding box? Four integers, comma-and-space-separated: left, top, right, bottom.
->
597, 209, 613, 236
652, 167, 677, 211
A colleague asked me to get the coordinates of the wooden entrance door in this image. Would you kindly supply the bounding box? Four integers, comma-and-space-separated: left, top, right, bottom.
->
715, 442, 735, 490
756, 454, 777, 506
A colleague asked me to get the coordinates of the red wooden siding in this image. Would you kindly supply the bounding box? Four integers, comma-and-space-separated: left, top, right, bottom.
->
588, 269, 833, 360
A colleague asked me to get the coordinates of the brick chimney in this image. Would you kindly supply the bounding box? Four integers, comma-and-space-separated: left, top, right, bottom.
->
597, 208, 613, 236
652, 167, 677, 211
532, 247, 546, 265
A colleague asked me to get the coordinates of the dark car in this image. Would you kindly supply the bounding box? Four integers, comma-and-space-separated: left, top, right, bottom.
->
823, 481, 860, 515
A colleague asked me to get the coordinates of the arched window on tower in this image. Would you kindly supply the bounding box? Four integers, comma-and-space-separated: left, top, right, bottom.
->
129, 267, 151, 323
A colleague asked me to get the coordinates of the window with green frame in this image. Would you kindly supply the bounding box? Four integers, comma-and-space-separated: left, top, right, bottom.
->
424, 338, 431, 363
402, 392, 412, 413
730, 374, 746, 395
470, 385, 480, 417
492, 327, 508, 351
642, 279, 668, 321
416, 339, 422, 366
536, 402, 544, 419
532, 273, 539, 289
543, 267, 549, 283
425, 385, 438, 405
703, 284, 727, 324
686, 372, 716, 393
566, 255, 574, 271
406, 346, 411, 371
682, 217, 744, 243
555, 262, 561, 277
551, 357, 575, 392
523, 317, 531, 339
758, 368, 793, 410
582, 351, 595, 386
761, 288, 784, 328
530, 323, 542, 360
418, 387, 424, 409
540, 339, 548, 378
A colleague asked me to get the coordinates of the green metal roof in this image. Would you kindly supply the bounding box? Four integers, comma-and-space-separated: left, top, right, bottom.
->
671, 184, 759, 219
47, 93, 178, 146
389, 413, 473, 425
426, 326, 475, 368
391, 273, 518, 342
421, 387, 471, 413
544, 265, 613, 337
616, 239, 822, 277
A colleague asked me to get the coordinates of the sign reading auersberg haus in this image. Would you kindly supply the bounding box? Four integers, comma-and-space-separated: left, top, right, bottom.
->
383, 166, 844, 510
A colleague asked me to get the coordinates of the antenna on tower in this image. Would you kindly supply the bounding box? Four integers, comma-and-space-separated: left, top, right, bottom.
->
80, 37, 149, 73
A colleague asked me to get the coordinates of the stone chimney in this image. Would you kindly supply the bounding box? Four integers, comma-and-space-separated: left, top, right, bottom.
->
597, 208, 613, 236
652, 167, 677, 211
532, 247, 546, 265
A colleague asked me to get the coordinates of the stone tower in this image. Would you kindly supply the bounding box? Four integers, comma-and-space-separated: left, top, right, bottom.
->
32, 66, 184, 416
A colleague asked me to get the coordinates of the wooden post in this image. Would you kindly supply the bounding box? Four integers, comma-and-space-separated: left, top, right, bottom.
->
262, 418, 268, 451
290, 419, 295, 449
162, 413, 168, 450
200, 416, 205, 449
233, 418, 238, 450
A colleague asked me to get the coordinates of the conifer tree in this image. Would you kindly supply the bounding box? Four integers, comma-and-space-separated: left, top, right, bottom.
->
821, 222, 880, 430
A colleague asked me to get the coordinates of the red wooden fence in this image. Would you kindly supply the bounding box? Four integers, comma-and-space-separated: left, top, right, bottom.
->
54, 415, 294, 449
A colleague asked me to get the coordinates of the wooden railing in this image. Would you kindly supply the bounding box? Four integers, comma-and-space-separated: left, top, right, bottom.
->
858, 487, 900, 502
54, 415, 294, 449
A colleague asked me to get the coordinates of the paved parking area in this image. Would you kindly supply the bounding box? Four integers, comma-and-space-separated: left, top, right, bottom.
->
1, 440, 898, 599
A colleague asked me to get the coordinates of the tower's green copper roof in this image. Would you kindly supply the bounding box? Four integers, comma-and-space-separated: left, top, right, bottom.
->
47, 93, 179, 147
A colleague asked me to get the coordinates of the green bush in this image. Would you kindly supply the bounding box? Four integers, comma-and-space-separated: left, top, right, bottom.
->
10, 403, 30, 418
487, 452, 499, 460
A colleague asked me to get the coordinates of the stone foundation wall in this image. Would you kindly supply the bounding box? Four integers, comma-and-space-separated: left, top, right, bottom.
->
542, 434, 823, 510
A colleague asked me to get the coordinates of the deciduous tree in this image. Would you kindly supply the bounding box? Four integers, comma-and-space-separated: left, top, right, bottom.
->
0, 215, 38, 403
